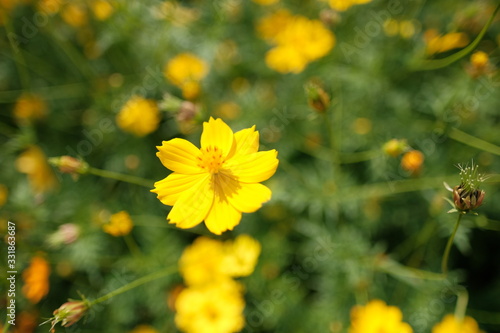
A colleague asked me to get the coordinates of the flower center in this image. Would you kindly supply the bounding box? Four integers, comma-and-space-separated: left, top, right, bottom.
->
198, 146, 224, 174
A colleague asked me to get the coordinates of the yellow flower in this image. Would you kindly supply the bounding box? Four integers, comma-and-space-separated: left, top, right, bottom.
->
13, 93, 48, 122
116, 96, 160, 137
129, 324, 160, 333
175, 279, 245, 333
222, 234, 261, 277
16, 145, 58, 194
432, 314, 484, 333
252, 0, 279, 5
328, 0, 372, 11
90, 0, 113, 20
179, 236, 226, 286
470, 51, 489, 69
0, 184, 7, 207
382, 139, 408, 157
425, 30, 469, 55
164, 53, 208, 99
401, 150, 424, 174
151, 117, 279, 235
258, 12, 335, 74
102, 211, 133, 237
61, 3, 88, 27
349, 300, 413, 333
22, 256, 50, 304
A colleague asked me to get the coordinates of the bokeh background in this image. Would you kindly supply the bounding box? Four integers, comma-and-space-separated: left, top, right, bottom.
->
1, 0, 500, 332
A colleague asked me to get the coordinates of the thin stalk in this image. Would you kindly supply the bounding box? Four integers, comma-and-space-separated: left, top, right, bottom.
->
90, 266, 176, 306
124, 234, 142, 257
87, 167, 154, 188
5, 20, 31, 90
413, 4, 500, 71
2, 321, 10, 333
454, 288, 469, 321
441, 214, 463, 276
448, 128, 500, 156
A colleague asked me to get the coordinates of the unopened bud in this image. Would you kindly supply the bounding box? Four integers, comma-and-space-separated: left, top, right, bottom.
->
382, 139, 408, 157
46, 300, 89, 331
305, 81, 330, 113
49, 156, 88, 175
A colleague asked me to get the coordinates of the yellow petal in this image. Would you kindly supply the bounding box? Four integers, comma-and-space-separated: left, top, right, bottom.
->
227, 126, 259, 159
151, 173, 206, 206
224, 150, 279, 183
217, 173, 272, 213
156, 138, 203, 174
167, 174, 214, 229
204, 178, 242, 234
200, 117, 234, 159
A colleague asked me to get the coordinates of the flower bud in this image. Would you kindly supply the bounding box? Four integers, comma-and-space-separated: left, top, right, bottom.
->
49, 156, 89, 175
382, 139, 408, 157
305, 81, 330, 113
451, 162, 486, 213
50, 300, 89, 330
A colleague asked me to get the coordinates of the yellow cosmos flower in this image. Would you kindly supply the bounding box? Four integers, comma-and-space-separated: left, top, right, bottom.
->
22, 256, 51, 304
328, 0, 372, 11
102, 211, 134, 237
90, 0, 113, 20
175, 279, 245, 333
432, 314, 484, 333
164, 53, 209, 99
13, 93, 48, 122
257, 11, 335, 74
349, 299, 413, 333
222, 234, 261, 277
116, 96, 160, 137
151, 117, 279, 235
15, 145, 58, 194
424, 30, 469, 55
61, 3, 88, 28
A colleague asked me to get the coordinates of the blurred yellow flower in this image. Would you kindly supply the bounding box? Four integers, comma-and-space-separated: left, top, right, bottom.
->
252, 0, 279, 5
425, 30, 469, 55
214, 101, 242, 120
0, 184, 7, 207
116, 96, 160, 137
151, 117, 279, 235
382, 138, 408, 157
222, 234, 261, 277
102, 211, 133, 237
22, 256, 50, 304
61, 3, 88, 27
327, 0, 372, 11
257, 11, 335, 73
401, 150, 424, 174
129, 324, 160, 333
164, 53, 208, 99
470, 51, 489, 69
175, 279, 245, 333
432, 314, 484, 333
13, 93, 48, 122
37, 0, 62, 14
16, 145, 58, 194
90, 0, 113, 20
179, 237, 225, 286
179, 234, 261, 286
349, 299, 413, 333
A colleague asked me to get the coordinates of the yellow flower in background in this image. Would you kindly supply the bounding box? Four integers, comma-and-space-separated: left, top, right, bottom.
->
257, 11, 335, 74
175, 279, 245, 333
470, 51, 489, 69
179, 234, 261, 285
102, 211, 133, 236
401, 150, 424, 175
349, 300, 413, 333
151, 117, 279, 235
222, 234, 261, 277
15, 145, 58, 194
13, 93, 48, 122
424, 30, 469, 55
22, 256, 50, 304
179, 237, 226, 286
252, 0, 279, 5
116, 96, 160, 137
129, 324, 160, 333
164, 53, 208, 99
90, 0, 114, 20
61, 3, 88, 27
37, 0, 62, 14
327, 0, 372, 11
0, 184, 8, 207
432, 314, 484, 333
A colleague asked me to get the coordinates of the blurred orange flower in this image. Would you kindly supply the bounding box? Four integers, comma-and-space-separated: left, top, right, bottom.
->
15, 145, 58, 195
22, 256, 50, 304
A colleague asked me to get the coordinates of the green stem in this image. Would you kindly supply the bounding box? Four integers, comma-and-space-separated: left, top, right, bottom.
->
448, 128, 500, 156
2, 321, 10, 333
5, 19, 31, 90
441, 214, 463, 276
90, 266, 176, 306
87, 167, 154, 188
124, 234, 142, 257
413, 4, 500, 71
454, 287, 469, 321
378, 258, 445, 281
